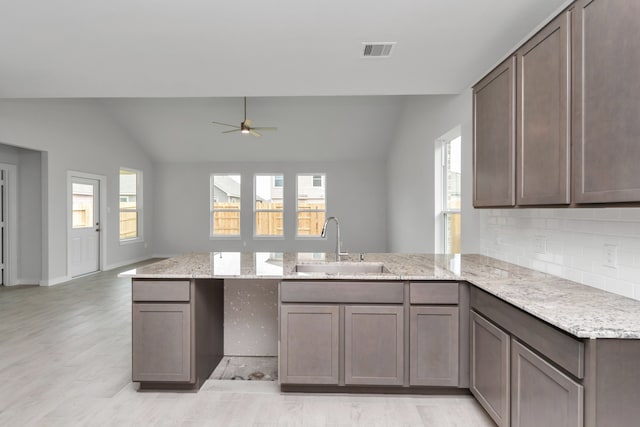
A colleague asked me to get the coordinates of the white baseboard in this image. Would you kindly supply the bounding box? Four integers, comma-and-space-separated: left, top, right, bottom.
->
103, 255, 155, 272
40, 275, 71, 287
14, 278, 41, 286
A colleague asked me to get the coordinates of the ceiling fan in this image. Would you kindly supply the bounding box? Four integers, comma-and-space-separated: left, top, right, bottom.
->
211, 97, 277, 137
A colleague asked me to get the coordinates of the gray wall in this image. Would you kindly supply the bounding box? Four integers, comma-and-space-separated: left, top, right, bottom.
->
153, 160, 388, 255
386, 92, 480, 253
0, 99, 155, 285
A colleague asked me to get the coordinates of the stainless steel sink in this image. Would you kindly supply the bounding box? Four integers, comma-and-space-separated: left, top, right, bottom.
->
294, 262, 390, 274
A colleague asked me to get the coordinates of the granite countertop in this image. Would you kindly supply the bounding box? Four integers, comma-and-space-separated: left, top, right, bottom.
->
121, 252, 640, 339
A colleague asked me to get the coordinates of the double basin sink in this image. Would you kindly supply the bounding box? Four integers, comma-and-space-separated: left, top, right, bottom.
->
293, 261, 391, 275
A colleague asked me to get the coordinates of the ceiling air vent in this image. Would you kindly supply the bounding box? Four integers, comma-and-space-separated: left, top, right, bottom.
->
362, 42, 396, 58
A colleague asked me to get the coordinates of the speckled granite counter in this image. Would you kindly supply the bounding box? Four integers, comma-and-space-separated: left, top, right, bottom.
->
121, 252, 640, 339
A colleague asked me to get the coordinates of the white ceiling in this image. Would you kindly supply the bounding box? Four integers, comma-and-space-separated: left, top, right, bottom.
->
1, 0, 568, 162
0, 0, 568, 98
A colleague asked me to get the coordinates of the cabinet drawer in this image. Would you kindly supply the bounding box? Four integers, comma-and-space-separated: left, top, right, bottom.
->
280, 281, 403, 303
471, 287, 584, 379
410, 282, 459, 304
132, 280, 191, 302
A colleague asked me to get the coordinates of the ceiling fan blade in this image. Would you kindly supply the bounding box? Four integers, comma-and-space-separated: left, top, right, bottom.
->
212, 121, 240, 128
222, 129, 242, 134
251, 127, 278, 131
249, 129, 262, 137
243, 119, 252, 127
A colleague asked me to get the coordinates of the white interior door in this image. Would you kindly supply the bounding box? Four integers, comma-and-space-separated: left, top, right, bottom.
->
69, 177, 100, 277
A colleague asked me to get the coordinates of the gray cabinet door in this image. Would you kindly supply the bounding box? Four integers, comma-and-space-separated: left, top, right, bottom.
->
473, 56, 516, 207
345, 305, 404, 386
132, 303, 192, 383
511, 339, 583, 427
470, 310, 510, 427
279, 304, 339, 385
573, 0, 640, 203
517, 11, 571, 205
409, 306, 459, 386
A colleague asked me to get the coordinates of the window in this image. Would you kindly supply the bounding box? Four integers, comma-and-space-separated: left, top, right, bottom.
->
297, 173, 326, 236
119, 168, 142, 241
72, 183, 94, 229
438, 134, 461, 254
255, 174, 284, 237
210, 174, 241, 236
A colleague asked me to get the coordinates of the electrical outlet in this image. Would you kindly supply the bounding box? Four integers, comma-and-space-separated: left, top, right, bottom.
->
603, 244, 618, 268
533, 236, 547, 254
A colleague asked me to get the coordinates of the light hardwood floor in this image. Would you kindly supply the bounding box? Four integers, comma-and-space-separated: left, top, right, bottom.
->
0, 261, 495, 426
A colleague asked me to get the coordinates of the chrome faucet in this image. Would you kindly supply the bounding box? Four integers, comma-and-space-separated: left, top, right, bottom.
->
321, 216, 348, 262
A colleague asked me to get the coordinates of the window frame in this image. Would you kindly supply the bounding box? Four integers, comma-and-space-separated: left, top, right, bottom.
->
119, 167, 143, 244
254, 173, 284, 239
295, 173, 327, 239
441, 135, 461, 254
210, 173, 242, 239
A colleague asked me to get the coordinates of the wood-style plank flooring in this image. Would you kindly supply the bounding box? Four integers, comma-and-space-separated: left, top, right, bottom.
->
0, 261, 495, 426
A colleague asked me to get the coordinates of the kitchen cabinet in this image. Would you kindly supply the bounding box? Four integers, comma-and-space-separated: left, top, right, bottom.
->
470, 310, 510, 427
345, 305, 404, 385
131, 279, 223, 389
279, 304, 339, 385
516, 11, 571, 205
409, 282, 461, 387
572, 0, 640, 203
511, 339, 583, 427
132, 302, 192, 382
410, 306, 459, 386
279, 280, 406, 387
473, 56, 516, 207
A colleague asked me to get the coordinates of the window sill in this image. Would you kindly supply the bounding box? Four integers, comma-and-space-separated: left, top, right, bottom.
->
295, 235, 324, 240
120, 238, 144, 246
209, 235, 241, 241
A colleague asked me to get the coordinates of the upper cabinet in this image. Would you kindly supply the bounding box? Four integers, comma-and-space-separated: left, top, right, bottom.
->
573, 0, 640, 203
473, 57, 516, 207
474, 0, 640, 207
516, 12, 571, 206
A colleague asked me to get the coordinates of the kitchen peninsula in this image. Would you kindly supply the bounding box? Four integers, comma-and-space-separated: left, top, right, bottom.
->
124, 252, 640, 427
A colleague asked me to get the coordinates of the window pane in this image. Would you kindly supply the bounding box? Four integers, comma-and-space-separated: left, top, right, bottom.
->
297, 174, 326, 236
297, 174, 326, 211
120, 211, 138, 240
446, 136, 462, 211
120, 170, 137, 210
211, 174, 241, 236
72, 183, 93, 229
256, 211, 283, 236
445, 212, 461, 254
255, 175, 283, 209
255, 175, 284, 236
212, 175, 241, 210
120, 169, 140, 240
212, 211, 240, 235
297, 211, 326, 236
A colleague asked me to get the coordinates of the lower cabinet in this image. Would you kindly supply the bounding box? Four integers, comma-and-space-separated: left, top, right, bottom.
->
132, 303, 192, 383
470, 310, 510, 427
345, 305, 404, 385
279, 303, 404, 386
410, 306, 459, 386
279, 304, 340, 385
471, 308, 584, 427
511, 339, 583, 427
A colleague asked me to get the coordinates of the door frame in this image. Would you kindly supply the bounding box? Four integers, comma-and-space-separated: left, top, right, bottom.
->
0, 163, 18, 286
67, 170, 107, 277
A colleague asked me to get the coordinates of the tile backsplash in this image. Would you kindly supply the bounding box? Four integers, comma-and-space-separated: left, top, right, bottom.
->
480, 208, 640, 301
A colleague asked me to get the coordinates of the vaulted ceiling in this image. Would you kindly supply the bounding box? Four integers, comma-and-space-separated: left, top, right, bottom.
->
0, 0, 569, 161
